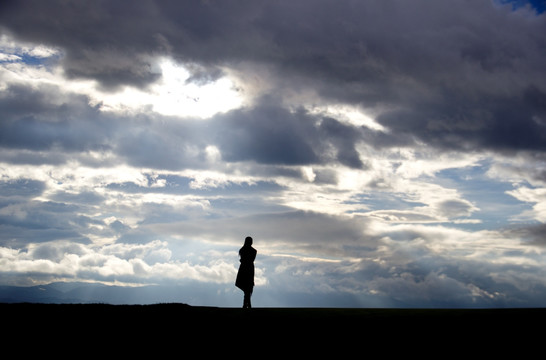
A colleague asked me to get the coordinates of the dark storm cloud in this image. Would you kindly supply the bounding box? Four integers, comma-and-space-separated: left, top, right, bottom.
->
212, 97, 369, 168
0, 84, 111, 153
214, 102, 319, 165
2, 0, 544, 156
0, 179, 45, 198
0, 0, 164, 90
318, 117, 366, 168
0, 199, 92, 246
377, 87, 546, 152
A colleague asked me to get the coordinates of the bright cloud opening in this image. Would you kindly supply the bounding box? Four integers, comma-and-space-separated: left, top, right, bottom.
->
96, 57, 245, 118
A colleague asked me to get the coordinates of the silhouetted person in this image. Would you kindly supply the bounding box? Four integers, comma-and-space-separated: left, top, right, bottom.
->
235, 236, 257, 309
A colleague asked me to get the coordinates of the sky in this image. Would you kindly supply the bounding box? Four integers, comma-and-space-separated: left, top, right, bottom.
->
1, 0, 546, 308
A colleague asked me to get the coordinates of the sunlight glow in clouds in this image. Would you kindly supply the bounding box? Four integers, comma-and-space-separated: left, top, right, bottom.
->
96, 58, 245, 118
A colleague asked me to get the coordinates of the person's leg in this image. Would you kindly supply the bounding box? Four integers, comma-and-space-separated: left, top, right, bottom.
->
243, 291, 248, 308
243, 290, 252, 308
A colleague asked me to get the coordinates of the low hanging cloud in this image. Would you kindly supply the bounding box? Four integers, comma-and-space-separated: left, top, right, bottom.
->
1, 0, 546, 307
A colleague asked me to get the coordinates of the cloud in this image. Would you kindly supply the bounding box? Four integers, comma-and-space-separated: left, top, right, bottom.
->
505, 223, 546, 246
0, 239, 239, 286
1, 0, 546, 307
3, 0, 545, 155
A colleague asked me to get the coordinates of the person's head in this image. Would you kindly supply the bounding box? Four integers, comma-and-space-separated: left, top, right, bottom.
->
244, 236, 253, 246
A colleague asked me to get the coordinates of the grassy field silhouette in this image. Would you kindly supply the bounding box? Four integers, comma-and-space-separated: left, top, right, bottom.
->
4, 302, 544, 355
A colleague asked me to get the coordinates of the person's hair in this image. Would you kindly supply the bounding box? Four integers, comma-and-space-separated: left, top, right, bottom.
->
244, 236, 253, 246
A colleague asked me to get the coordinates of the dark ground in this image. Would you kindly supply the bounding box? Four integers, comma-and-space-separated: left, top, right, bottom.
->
4, 303, 545, 355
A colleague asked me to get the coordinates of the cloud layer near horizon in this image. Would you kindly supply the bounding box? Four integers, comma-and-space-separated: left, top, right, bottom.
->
1, 0, 546, 307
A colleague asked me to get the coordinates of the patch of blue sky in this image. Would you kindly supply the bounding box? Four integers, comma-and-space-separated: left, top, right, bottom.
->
0, 38, 61, 66
434, 163, 536, 230
19, 53, 48, 65
496, 0, 546, 13
0, 54, 60, 75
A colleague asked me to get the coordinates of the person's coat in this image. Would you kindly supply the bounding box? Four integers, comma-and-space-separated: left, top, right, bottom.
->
235, 245, 257, 292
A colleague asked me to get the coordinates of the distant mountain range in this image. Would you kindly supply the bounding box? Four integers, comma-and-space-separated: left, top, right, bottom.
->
0, 282, 197, 305
0, 281, 366, 307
